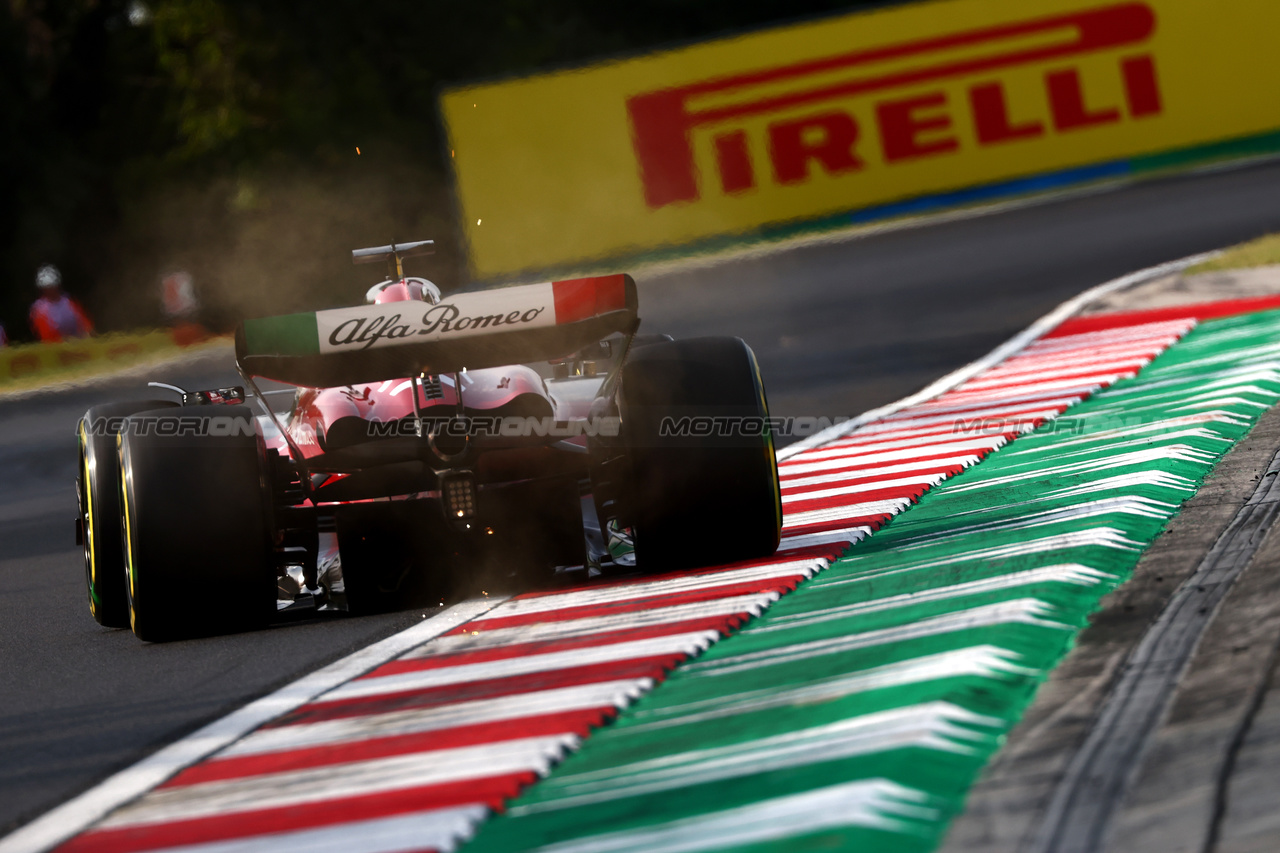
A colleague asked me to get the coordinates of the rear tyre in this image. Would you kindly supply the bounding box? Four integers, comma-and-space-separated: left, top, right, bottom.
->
618, 337, 781, 570
78, 399, 177, 628
118, 405, 275, 641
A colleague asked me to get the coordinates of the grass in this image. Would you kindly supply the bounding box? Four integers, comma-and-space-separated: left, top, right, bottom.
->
1188, 232, 1280, 274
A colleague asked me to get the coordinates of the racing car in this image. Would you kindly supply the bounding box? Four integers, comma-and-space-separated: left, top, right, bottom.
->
76, 240, 781, 641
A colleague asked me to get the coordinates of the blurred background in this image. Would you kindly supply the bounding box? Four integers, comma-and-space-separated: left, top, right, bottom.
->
0, 0, 882, 339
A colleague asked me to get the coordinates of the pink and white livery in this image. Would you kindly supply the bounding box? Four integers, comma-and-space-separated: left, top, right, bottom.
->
76, 240, 782, 641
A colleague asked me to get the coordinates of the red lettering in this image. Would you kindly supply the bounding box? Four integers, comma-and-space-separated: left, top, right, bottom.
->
57, 349, 92, 367
768, 112, 863, 184
626, 4, 1155, 207
628, 92, 700, 207
970, 82, 1044, 145
7, 353, 40, 378
877, 92, 959, 162
1122, 54, 1162, 117
714, 130, 755, 193
1047, 68, 1121, 131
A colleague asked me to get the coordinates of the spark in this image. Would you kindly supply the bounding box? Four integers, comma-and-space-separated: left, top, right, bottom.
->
355, 147, 361, 155
477, 219, 482, 225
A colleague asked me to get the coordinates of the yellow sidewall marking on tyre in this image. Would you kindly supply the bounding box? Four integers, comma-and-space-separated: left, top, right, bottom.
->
119, 434, 138, 631
752, 355, 783, 531
79, 424, 98, 618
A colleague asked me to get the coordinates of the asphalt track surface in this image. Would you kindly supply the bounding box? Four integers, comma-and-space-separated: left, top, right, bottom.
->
3, 160, 1280, 838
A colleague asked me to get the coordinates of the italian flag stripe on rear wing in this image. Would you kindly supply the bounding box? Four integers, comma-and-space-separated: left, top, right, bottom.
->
241, 312, 320, 358
552, 275, 630, 324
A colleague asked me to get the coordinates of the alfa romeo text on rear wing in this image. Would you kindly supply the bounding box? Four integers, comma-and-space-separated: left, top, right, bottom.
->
235, 274, 638, 387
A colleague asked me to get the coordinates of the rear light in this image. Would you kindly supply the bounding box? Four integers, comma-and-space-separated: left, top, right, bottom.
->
441, 473, 478, 520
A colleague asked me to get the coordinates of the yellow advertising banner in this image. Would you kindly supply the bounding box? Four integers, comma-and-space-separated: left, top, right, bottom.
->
0, 330, 203, 387
441, 0, 1280, 278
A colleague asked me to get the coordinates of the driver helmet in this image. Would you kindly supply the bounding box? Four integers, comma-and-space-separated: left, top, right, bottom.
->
366, 278, 442, 305
35, 264, 62, 290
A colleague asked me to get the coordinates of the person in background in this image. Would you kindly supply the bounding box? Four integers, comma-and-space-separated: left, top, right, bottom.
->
0, 323, 8, 346
29, 264, 93, 343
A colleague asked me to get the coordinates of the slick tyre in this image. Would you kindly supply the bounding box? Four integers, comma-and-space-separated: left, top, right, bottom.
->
619, 337, 782, 570
78, 399, 178, 628
118, 405, 275, 641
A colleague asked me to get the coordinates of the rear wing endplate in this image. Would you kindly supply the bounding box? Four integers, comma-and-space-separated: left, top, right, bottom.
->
235, 274, 637, 387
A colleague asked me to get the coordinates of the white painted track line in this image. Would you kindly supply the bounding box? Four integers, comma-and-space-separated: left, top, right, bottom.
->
0, 598, 505, 853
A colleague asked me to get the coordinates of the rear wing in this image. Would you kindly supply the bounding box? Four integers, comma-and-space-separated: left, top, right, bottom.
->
235, 274, 637, 387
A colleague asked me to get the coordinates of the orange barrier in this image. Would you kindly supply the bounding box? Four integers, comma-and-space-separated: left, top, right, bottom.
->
441, 0, 1280, 278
